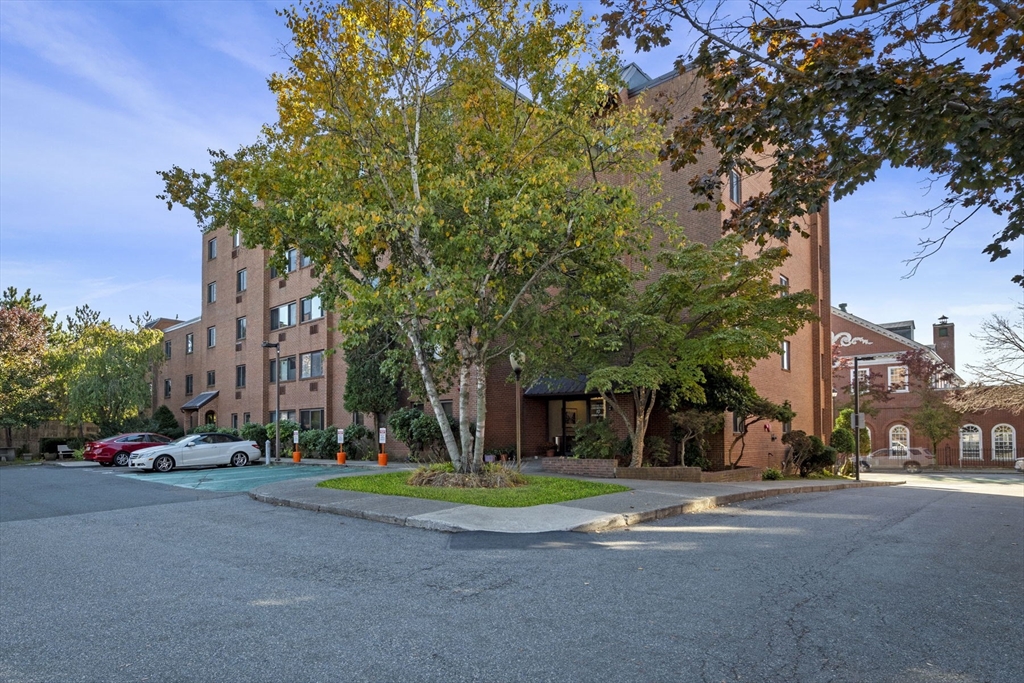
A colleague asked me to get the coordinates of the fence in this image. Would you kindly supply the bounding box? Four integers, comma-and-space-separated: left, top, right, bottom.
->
935, 445, 1020, 468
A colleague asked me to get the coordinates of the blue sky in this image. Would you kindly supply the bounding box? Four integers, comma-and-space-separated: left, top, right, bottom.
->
1, 0, 1021, 381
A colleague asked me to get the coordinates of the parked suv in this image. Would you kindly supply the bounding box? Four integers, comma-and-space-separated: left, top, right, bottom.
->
859, 447, 935, 473
83, 433, 174, 467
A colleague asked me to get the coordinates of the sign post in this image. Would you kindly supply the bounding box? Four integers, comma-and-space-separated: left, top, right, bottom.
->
377, 427, 387, 467
292, 429, 301, 463
336, 428, 346, 466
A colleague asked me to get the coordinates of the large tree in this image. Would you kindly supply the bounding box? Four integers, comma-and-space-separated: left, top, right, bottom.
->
602, 0, 1023, 284
554, 235, 815, 468
159, 0, 664, 472
0, 288, 60, 446
900, 348, 963, 453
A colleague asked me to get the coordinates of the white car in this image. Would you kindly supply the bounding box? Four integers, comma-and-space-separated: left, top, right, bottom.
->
129, 433, 261, 472
1015, 457, 1024, 473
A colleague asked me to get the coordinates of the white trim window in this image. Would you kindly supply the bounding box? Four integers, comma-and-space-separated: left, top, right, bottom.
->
207, 237, 217, 260
207, 281, 217, 304
850, 368, 871, 393
992, 424, 1015, 460
232, 231, 241, 248
959, 424, 982, 460
781, 340, 791, 371
728, 169, 742, 203
887, 365, 909, 392
300, 350, 324, 379
888, 425, 909, 456
301, 295, 323, 322
207, 326, 216, 348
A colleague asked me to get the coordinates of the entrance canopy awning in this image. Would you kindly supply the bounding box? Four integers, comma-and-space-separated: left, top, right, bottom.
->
181, 391, 218, 411
523, 376, 590, 397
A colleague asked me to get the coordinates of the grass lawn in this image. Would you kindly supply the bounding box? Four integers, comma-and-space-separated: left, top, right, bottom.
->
317, 471, 631, 507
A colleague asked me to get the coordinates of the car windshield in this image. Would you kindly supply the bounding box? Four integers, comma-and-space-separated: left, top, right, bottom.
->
171, 435, 199, 444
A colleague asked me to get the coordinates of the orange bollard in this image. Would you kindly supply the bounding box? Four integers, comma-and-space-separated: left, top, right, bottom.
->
377, 450, 388, 467
292, 448, 301, 463
337, 449, 346, 465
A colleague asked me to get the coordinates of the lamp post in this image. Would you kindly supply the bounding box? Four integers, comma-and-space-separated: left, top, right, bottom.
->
852, 355, 875, 482
262, 341, 281, 464
509, 352, 525, 471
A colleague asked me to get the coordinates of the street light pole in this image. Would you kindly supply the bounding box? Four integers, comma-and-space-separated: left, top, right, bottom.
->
262, 341, 281, 464
509, 352, 525, 472
852, 355, 875, 482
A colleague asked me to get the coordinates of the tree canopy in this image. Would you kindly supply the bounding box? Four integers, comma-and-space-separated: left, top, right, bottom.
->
0, 288, 59, 445
159, 0, 665, 472
602, 0, 1023, 284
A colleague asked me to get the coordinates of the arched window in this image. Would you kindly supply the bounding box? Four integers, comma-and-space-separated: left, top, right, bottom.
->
992, 424, 1016, 461
889, 425, 909, 456
204, 410, 217, 426
959, 424, 981, 460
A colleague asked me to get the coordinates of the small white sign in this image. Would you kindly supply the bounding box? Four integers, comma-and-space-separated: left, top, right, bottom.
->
851, 413, 866, 429
337, 428, 345, 444
378, 427, 387, 445
293, 429, 300, 444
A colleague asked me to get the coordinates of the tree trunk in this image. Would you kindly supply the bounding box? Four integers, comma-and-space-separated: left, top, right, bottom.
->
629, 387, 656, 468
401, 320, 463, 470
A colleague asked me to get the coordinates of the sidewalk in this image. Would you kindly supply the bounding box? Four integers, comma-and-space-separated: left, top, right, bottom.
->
248, 463, 903, 534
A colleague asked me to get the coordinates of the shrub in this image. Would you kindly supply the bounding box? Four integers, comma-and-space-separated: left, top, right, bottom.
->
152, 405, 184, 438
300, 428, 341, 459
190, 424, 220, 434
342, 423, 373, 460
571, 420, 617, 459
407, 462, 527, 488
838, 457, 856, 477
265, 420, 301, 454
644, 436, 671, 467
762, 467, 783, 480
389, 408, 457, 463
240, 422, 268, 448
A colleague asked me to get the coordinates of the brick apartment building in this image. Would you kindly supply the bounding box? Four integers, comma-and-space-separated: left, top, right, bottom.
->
151, 65, 833, 467
831, 305, 1021, 467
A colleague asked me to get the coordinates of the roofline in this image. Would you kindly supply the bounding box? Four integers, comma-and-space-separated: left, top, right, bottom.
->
164, 316, 201, 333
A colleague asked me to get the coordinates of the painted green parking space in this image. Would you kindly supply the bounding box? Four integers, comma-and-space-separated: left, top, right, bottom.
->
118, 465, 338, 492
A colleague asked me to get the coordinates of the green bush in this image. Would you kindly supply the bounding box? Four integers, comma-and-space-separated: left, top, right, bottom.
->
762, 467, 783, 480
151, 406, 184, 438
571, 420, 617, 459
342, 423, 374, 460
389, 408, 457, 463
300, 428, 341, 459
240, 422, 268, 448
644, 436, 671, 467
190, 424, 220, 434
265, 420, 301, 454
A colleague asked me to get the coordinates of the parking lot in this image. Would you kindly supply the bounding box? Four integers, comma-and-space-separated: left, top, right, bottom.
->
115, 463, 346, 492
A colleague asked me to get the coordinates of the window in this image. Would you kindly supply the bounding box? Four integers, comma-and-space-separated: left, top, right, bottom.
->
441, 401, 454, 418
850, 368, 871, 393
269, 410, 296, 423
993, 424, 1016, 460
959, 424, 982, 460
243, 412, 251, 424
889, 425, 909, 456
207, 237, 217, 260
782, 421, 792, 434
236, 316, 247, 340
232, 231, 241, 248
231, 413, 238, 429
732, 413, 747, 434
352, 411, 364, 426
300, 409, 324, 430
237, 269, 247, 292
300, 253, 312, 268
207, 282, 217, 303
206, 370, 216, 387
163, 379, 171, 399
781, 340, 791, 371
300, 350, 324, 379
207, 326, 216, 348
236, 364, 246, 388
270, 302, 297, 330
270, 356, 297, 382
186, 333, 194, 354
888, 365, 909, 392
272, 248, 297, 278
185, 374, 193, 396
728, 169, 742, 203
164, 340, 171, 359
779, 275, 789, 293
938, 327, 949, 337
301, 295, 323, 322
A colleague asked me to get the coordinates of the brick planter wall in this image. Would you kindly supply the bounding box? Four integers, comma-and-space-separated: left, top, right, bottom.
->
540, 458, 618, 478
697, 468, 763, 483
615, 466, 703, 482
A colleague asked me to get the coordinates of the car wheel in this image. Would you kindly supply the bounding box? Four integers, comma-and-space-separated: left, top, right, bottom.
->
904, 461, 922, 474
230, 452, 249, 467
154, 455, 174, 473
114, 451, 131, 467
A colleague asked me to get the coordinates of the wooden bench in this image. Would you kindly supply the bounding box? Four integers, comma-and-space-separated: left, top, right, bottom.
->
57, 445, 75, 459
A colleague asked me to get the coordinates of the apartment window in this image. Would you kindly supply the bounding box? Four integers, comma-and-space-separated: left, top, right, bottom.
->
300, 253, 312, 268
300, 350, 324, 379
236, 364, 246, 388
352, 411, 364, 426
889, 425, 909, 456
163, 379, 171, 399
270, 302, 296, 330
781, 340, 791, 371
888, 365, 909, 392
301, 295, 323, 322
208, 237, 217, 260
237, 269, 247, 292
207, 282, 217, 303
732, 413, 747, 434
236, 316, 247, 341
270, 356, 297, 382
186, 333, 194, 354
779, 275, 789, 294
232, 231, 241, 248
300, 409, 324, 430
231, 413, 238, 429
207, 326, 216, 348
185, 374, 193, 396
269, 410, 296, 423
164, 340, 171, 359
243, 412, 251, 424
728, 169, 742, 203
441, 401, 454, 418
285, 248, 297, 272
207, 370, 216, 387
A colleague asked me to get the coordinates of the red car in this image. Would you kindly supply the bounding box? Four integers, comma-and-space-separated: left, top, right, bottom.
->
83, 433, 174, 467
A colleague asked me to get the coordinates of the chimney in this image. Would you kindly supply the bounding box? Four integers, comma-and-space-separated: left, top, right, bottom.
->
933, 315, 955, 371
838, 303, 847, 312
